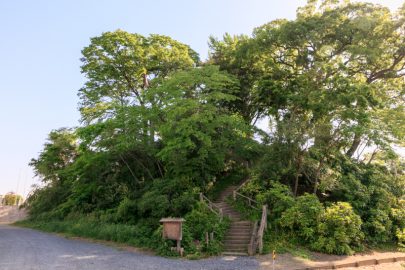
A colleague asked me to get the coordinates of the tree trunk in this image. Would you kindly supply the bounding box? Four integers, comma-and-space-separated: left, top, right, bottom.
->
294, 153, 303, 197
366, 149, 378, 165
313, 158, 324, 194
346, 133, 361, 157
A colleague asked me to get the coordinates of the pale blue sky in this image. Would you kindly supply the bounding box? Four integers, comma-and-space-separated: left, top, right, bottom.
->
0, 0, 402, 196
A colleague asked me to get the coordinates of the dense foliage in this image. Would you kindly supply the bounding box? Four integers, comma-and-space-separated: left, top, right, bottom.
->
1, 192, 23, 206
26, 0, 404, 256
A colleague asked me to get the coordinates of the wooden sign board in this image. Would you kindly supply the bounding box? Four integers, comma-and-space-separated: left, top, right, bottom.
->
160, 218, 184, 241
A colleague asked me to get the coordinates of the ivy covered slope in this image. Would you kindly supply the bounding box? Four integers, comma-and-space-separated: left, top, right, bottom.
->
24, 0, 404, 256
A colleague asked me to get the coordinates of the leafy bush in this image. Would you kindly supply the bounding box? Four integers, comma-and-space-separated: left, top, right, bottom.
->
281, 195, 364, 255
332, 164, 404, 245
137, 178, 198, 220
255, 181, 295, 224
116, 198, 138, 223
397, 228, 405, 249
281, 194, 323, 242
312, 202, 364, 255
183, 202, 230, 255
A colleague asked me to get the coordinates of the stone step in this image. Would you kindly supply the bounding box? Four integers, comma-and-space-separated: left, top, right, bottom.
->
222, 212, 239, 216
226, 216, 241, 220
225, 232, 251, 239
227, 230, 251, 235
223, 247, 248, 252
232, 220, 251, 224
225, 234, 251, 242
229, 225, 251, 229
217, 206, 235, 210
222, 251, 249, 256
231, 220, 252, 227
216, 202, 231, 205
214, 182, 255, 256
223, 212, 239, 216
221, 209, 239, 214
224, 239, 251, 245
224, 214, 242, 219
222, 210, 240, 214
220, 210, 237, 213
229, 224, 251, 229
228, 226, 251, 231
223, 213, 241, 217
224, 243, 249, 251
224, 211, 241, 214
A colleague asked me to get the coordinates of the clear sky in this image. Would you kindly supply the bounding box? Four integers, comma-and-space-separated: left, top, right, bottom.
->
0, 0, 403, 197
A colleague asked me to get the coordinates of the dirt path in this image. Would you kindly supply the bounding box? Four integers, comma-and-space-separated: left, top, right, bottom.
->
258, 250, 405, 270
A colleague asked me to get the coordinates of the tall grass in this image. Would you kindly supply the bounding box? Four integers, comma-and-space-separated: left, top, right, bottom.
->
15, 218, 154, 248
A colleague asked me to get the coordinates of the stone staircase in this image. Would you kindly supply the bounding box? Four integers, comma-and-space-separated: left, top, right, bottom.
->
213, 185, 252, 256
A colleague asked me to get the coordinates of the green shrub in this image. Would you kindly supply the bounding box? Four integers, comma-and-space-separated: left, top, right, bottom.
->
255, 181, 295, 224
116, 198, 138, 223
183, 202, 230, 255
281, 194, 323, 242
397, 228, 405, 249
17, 216, 154, 249
281, 195, 364, 255
332, 165, 404, 245
311, 202, 364, 255
149, 226, 181, 257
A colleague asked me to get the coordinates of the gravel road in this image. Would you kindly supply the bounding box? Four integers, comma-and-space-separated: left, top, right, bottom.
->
0, 225, 259, 270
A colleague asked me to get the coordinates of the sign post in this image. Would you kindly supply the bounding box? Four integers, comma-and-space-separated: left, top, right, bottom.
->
159, 218, 185, 255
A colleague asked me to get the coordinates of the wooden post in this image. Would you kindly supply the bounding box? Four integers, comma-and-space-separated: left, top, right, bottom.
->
210, 232, 214, 241
205, 232, 209, 245
259, 238, 263, 254
177, 240, 181, 252
233, 190, 236, 200
199, 193, 203, 202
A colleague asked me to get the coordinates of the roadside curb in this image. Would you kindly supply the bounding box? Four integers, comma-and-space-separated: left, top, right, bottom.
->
295, 256, 405, 269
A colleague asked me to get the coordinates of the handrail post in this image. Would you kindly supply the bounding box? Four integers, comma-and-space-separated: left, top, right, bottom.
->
199, 192, 203, 202
233, 190, 236, 200
219, 208, 223, 221
248, 221, 258, 256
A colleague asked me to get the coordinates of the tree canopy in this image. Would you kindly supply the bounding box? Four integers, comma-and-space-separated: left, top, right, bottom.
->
26, 0, 405, 255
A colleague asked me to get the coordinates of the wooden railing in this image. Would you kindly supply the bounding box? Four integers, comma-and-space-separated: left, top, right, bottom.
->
233, 179, 268, 255
248, 221, 258, 255
233, 191, 259, 210
256, 205, 268, 254
233, 178, 259, 210
199, 193, 223, 220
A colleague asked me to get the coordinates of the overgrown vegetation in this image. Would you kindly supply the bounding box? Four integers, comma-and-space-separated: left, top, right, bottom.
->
25, 0, 404, 256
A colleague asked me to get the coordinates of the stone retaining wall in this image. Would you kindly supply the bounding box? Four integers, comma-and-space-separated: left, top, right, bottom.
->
296, 255, 405, 270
